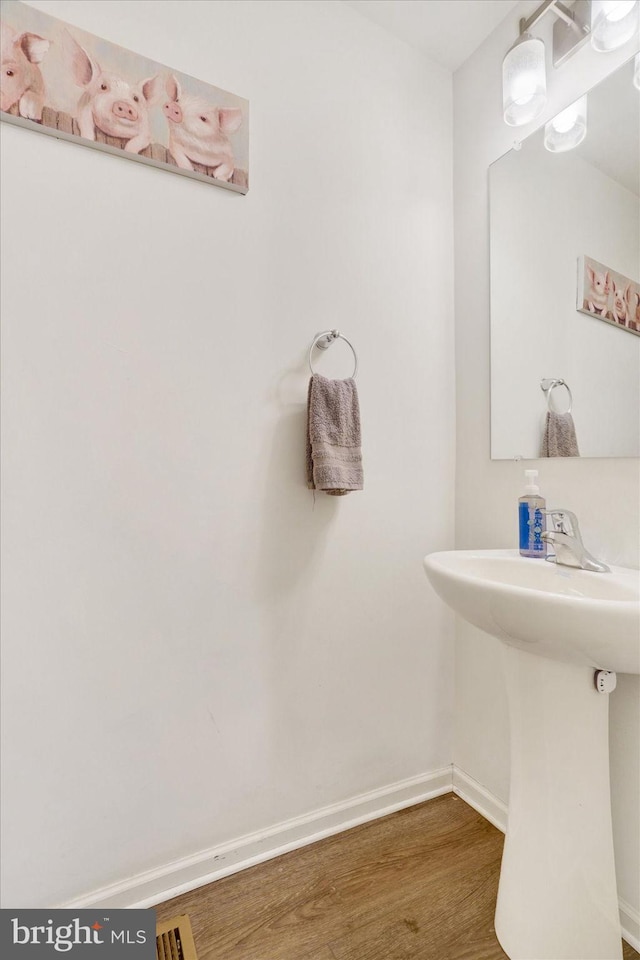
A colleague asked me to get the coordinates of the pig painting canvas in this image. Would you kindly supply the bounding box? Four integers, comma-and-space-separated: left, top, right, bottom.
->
0, 0, 249, 192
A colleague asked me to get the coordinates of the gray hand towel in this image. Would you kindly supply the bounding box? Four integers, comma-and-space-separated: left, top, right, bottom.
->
306, 374, 364, 496
540, 411, 580, 457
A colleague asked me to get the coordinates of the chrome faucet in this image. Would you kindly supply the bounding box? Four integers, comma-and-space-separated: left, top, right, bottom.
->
542, 509, 610, 573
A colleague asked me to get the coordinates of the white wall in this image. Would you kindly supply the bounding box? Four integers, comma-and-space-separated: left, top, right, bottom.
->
454, 0, 640, 920
491, 148, 640, 459
0, 0, 455, 906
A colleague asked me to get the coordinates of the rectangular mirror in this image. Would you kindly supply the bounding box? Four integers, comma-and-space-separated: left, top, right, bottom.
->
489, 57, 639, 460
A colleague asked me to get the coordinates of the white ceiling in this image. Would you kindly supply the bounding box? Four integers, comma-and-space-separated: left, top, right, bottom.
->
344, 0, 521, 71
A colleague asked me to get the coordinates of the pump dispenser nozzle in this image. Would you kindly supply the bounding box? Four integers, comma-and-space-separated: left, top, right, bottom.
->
524, 469, 540, 495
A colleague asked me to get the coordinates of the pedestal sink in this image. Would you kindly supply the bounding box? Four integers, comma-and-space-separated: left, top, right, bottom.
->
423, 549, 640, 960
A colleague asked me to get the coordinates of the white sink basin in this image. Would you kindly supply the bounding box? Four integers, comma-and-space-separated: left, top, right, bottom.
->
423, 548, 640, 960
423, 548, 639, 674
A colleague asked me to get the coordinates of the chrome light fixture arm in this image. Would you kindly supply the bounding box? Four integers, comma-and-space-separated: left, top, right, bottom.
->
519, 0, 588, 39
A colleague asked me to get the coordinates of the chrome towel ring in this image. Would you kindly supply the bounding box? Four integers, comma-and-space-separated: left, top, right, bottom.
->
308, 329, 358, 379
541, 378, 572, 414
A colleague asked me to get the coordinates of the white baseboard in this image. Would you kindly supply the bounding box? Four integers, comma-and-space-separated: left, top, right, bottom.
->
60, 766, 453, 910
619, 898, 640, 953
452, 765, 508, 833
59, 760, 640, 952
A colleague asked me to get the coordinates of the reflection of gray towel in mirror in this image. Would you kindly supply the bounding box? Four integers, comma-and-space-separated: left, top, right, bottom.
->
306, 374, 364, 495
541, 412, 580, 457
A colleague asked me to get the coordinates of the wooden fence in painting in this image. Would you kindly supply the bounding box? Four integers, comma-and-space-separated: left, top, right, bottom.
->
38, 107, 248, 188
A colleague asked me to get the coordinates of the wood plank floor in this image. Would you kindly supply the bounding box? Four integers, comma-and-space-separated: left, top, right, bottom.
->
156, 793, 638, 960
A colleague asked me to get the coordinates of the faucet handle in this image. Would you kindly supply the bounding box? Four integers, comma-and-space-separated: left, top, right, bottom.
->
543, 508, 580, 538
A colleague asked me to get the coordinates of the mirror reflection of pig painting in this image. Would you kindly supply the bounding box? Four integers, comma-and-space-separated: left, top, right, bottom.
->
64, 30, 161, 154
163, 74, 242, 181
0, 21, 50, 120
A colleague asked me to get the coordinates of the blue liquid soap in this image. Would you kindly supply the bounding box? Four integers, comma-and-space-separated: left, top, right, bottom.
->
518, 469, 547, 558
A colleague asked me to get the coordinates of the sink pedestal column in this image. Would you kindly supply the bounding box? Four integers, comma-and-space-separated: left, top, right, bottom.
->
495, 645, 622, 960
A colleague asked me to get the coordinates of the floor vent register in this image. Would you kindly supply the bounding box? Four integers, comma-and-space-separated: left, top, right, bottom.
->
156, 915, 198, 960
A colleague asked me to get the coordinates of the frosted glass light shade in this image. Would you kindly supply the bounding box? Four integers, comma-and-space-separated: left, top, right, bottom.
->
544, 96, 588, 152
503, 34, 547, 127
591, 0, 639, 52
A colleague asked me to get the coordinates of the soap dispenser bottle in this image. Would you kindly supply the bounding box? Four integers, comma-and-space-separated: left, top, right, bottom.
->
519, 469, 546, 558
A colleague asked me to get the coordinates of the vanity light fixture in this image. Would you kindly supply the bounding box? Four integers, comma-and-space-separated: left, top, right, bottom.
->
544, 94, 588, 150
503, 1, 592, 127
590, 0, 639, 51
503, 33, 547, 125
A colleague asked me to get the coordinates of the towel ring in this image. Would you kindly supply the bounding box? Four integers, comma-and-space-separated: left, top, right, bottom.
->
308, 329, 358, 379
540, 378, 572, 415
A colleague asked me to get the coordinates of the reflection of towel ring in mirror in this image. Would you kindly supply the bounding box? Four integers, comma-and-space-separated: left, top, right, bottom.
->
540, 378, 572, 414
308, 329, 358, 379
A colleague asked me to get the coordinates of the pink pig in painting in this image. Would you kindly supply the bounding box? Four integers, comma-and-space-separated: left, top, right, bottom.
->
64, 30, 163, 155
163, 74, 243, 181
0, 0, 248, 192
0, 20, 50, 120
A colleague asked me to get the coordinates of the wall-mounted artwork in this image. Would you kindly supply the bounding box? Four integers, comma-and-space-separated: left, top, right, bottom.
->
0, 0, 248, 192
577, 255, 639, 336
